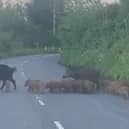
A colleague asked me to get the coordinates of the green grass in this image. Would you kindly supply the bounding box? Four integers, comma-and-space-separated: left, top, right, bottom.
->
60, 43, 129, 80
60, 48, 107, 68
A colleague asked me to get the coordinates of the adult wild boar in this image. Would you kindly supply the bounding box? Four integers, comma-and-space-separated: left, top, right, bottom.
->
63, 67, 101, 88
0, 64, 16, 90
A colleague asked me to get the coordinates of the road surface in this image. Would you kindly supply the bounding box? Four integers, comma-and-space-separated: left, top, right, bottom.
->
0, 54, 129, 129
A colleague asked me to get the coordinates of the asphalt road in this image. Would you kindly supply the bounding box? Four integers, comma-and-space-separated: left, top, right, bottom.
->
0, 54, 129, 129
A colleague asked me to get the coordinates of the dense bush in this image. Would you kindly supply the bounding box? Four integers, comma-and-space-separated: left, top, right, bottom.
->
58, 0, 129, 80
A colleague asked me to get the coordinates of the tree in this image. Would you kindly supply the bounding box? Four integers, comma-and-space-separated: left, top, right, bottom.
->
26, 0, 53, 46
25, 0, 65, 46
0, 4, 34, 52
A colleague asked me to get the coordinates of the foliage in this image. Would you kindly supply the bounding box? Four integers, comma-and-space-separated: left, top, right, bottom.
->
26, 0, 64, 46
58, 0, 129, 80
0, 7, 26, 52
0, 0, 63, 56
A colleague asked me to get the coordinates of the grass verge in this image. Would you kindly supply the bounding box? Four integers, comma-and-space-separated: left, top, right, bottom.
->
0, 47, 60, 59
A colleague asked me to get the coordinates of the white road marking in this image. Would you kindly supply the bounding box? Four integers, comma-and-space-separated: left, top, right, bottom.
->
35, 95, 46, 106
38, 100, 46, 106
54, 121, 64, 129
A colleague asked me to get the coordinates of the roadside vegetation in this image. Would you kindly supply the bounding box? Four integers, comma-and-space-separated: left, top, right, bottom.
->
0, 0, 61, 58
0, 0, 129, 80
57, 0, 129, 80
